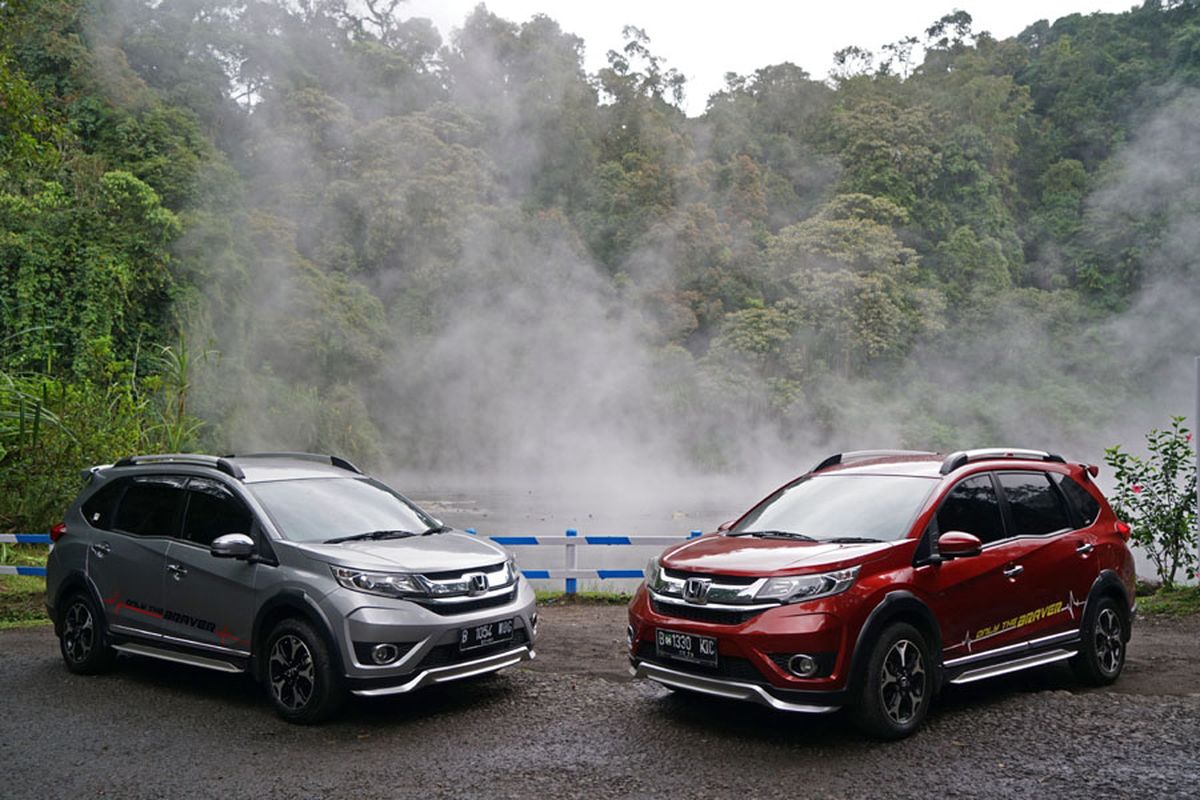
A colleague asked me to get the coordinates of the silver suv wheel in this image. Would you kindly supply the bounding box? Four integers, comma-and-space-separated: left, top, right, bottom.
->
57, 592, 115, 675
62, 599, 96, 664
269, 634, 316, 711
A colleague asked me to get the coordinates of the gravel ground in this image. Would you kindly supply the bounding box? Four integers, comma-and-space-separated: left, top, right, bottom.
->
2, 608, 1198, 799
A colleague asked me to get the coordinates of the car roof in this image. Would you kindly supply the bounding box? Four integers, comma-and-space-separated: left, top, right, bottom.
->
818, 454, 945, 477
98, 452, 364, 484
230, 456, 359, 484
809, 448, 1074, 479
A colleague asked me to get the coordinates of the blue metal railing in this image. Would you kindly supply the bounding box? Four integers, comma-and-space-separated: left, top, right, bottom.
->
1, 529, 706, 591
468, 527, 703, 594
0, 534, 51, 576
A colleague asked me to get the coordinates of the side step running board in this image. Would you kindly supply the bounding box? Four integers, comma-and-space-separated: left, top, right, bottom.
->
113, 642, 245, 674
949, 648, 1077, 685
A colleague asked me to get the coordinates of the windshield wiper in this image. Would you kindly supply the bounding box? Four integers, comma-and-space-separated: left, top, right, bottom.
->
324, 529, 419, 544
821, 536, 884, 544
728, 530, 817, 541
420, 524, 452, 535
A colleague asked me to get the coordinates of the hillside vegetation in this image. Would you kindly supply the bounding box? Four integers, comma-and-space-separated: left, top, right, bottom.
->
3, 1, 1200, 530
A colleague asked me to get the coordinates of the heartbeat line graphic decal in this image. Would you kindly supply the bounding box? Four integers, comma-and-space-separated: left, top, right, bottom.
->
103, 589, 242, 642
950, 590, 1088, 654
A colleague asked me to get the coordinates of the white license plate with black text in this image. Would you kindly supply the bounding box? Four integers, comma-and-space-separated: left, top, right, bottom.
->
656, 628, 718, 666
459, 618, 515, 651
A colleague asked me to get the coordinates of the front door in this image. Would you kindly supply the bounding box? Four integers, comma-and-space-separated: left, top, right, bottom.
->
913, 473, 1040, 661
160, 477, 259, 654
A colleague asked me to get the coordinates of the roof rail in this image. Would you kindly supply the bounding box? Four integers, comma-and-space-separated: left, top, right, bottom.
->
811, 450, 937, 473
939, 448, 1066, 475
222, 452, 363, 475
112, 454, 245, 480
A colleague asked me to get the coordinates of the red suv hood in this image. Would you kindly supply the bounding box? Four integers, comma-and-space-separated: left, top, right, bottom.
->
660, 534, 894, 575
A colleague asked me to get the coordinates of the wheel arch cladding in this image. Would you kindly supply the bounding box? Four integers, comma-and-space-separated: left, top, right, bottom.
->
252, 591, 345, 681
1086, 570, 1133, 640
52, 571, 103, 633
849, 591, 943, 692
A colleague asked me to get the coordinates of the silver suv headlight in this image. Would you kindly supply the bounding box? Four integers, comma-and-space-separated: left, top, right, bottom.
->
754, 566, 860, 603
332, 567, 427, 598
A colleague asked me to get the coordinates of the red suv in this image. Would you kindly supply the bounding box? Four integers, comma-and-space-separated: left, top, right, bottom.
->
628, 449, 1136, 739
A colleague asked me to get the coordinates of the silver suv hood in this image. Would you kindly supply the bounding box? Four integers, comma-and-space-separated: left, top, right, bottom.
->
291, 531, 509, 572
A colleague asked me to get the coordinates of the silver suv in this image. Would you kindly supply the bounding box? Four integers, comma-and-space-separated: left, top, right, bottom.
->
45, 453, 537, 723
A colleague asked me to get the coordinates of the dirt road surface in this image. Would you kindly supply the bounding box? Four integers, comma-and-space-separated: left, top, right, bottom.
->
2, 606, 1197, 799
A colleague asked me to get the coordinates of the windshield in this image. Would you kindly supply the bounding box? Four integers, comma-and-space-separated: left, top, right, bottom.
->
732, 474, 938, 542
249, 477, 439, 543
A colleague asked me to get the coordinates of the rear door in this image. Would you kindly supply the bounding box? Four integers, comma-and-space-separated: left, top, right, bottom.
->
87, 475, 187, 638
161, 477, 259, 654
916, 473, 1039, 659
993, 471, 1090, 639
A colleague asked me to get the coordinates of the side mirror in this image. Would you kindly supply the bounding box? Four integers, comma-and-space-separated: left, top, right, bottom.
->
717, 520, 735, 532
211, 533, 255, 560
937, 531, 982, 559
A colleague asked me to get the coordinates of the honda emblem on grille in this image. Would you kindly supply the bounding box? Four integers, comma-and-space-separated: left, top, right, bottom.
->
467, 573, 488, 596
683, 577, 713, 605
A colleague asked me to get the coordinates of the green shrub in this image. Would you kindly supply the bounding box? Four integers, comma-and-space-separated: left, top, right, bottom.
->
1105, 417, 1198, 588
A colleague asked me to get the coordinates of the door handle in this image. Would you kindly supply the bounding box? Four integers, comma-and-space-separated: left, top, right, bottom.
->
1076, 542, 1094, 555
167, 563, 188, 580
1003, 564, 1024, 578
90, 542, 111, 557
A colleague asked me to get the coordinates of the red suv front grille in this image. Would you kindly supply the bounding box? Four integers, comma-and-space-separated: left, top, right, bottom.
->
650, 598, 768, 625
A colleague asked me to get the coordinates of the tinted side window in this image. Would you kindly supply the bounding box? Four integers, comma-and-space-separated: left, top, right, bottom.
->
182, 478, 253, 547
997, 472, 1072, 536
81, 480, 127, 530
111, 476, 187, 537
936, 475, 1006, 545
1052, 474, 1101, 527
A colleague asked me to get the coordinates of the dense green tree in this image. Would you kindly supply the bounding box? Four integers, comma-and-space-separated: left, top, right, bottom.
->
5, 0, 1200, 530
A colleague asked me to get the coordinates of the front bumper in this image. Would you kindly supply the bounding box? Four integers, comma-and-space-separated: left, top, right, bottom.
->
351, 643, 535, 697
631, 660, 841, 713
627, 586, 850, 712
323, 577, 538, 684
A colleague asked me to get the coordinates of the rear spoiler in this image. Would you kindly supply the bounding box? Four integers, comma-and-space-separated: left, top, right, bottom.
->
79, 464, 112, 483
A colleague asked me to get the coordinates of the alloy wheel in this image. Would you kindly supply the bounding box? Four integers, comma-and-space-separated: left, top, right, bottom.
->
269, 634, 316, 710
1094, 608, 1123, 675
62, 600, 95, 664
880, 638, 926, 725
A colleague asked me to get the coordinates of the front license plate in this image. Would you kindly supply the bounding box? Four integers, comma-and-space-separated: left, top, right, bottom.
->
459, 618, 514, 652
656, 628, 718, 667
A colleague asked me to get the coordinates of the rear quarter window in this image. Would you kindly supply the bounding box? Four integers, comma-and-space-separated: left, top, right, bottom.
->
81, 480, 127, 530
1052, 473, 1102, 527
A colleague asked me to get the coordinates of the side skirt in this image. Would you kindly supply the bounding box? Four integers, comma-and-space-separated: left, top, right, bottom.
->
942, 629, 1080, 686
109, 626, 249, 674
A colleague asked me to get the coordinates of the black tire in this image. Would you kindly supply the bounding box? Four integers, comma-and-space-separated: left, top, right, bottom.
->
1070, 595, 1127, 686
264, 618, 345, 724
850, 622, 933, 740
58, 591, 116, 675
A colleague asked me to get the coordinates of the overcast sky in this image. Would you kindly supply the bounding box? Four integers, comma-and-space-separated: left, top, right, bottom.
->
404, 0, 1137, 114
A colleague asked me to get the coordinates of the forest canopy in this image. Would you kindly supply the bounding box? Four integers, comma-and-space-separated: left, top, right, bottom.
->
3, 0, 1200, 529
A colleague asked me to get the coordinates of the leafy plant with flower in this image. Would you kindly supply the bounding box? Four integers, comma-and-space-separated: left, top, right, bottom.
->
1104, 417, 1197, 588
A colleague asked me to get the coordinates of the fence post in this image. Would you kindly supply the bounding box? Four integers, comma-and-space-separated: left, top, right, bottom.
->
565, 528, 577, 595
